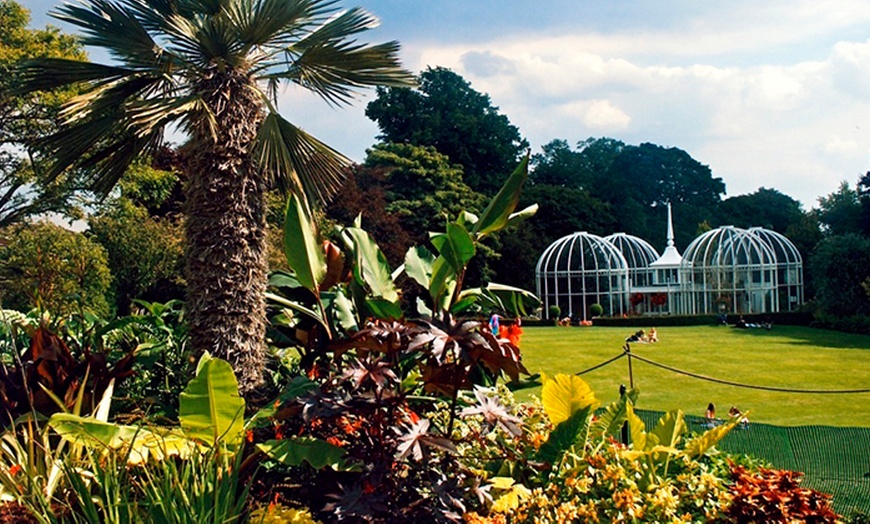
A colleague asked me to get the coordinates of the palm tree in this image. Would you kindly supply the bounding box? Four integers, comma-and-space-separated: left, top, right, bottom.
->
17, 0, 413, 392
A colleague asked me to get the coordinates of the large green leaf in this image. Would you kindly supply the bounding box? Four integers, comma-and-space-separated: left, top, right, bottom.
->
323, 288, 359, 331
48, 413, 194, 464
457, 283, 541, 317
284, 193, 326, 294
341, 226, 399, 302
682, 413, 742, 458
257, 438, 354, 471
649, 410, 686, 451
178, 354, 246, 448
404, 245, 435, 289
431, 223, 475, 272
429, 255, 458, 312
472, 154, 530, 239
625, 403, 648, 451
541, 373, 599, 426
365, 298, 404, 321
536, 405, 593, 465
588, 390, 636, 442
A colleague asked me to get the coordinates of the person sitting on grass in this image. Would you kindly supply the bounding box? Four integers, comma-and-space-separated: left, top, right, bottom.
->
729, 406, 750, 429
625, 329, 645, 342
646, 327, 658, 343
705, 403, 719, 428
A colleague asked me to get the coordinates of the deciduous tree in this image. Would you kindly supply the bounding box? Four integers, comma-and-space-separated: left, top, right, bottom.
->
366, 67, 528, 194
0, 0, 86, 226
0, 221, 111, 316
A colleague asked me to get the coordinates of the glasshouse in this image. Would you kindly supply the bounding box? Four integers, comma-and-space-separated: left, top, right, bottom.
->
536, 204, 804, 320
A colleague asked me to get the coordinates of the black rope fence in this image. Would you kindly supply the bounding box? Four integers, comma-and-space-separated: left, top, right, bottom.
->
574, 352, 625, 376
572, 344, 870, 394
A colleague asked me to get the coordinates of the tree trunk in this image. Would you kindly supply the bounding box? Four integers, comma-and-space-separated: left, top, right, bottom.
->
184, 69, 267, 394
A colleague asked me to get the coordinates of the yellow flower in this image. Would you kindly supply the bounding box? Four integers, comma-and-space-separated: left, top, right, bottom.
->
650, 485, 680, 516
249, 503, 321, 524
490, 478, 532, 513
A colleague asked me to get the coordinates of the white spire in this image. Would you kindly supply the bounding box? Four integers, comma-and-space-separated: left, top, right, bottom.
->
650, 202, 682, 268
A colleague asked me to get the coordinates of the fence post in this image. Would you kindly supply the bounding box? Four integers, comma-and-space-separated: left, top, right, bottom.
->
619, 384, 629, 446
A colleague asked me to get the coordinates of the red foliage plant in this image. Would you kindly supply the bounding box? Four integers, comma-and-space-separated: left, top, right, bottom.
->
726, 462, 840, 523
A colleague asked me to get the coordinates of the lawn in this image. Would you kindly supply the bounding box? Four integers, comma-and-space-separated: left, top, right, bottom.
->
514, 325, 870, 427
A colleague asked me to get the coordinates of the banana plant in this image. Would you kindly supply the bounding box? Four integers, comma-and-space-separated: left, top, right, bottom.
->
400, 155, 539, 316
48, 352, 246, 464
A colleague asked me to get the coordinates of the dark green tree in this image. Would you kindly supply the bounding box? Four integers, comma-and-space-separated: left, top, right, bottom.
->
365, 142, 487, 242
530, 139, 585, 188
0, 221, 112, 316
17, 0, 413, 391
816, 181, 862, 236
810, 234, 870, 317
594, 142, 724, 249
88, 162, 185, 315
857, 172, 870, 237
717, 187, 805, 233
366, 66, 528, 194
0, 0, 86, 226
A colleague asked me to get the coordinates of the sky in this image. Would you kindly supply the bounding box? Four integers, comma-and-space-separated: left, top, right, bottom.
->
19, 0, 870, 208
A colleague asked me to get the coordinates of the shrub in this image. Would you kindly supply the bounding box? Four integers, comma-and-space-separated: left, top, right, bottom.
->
726, 463, 839, 522
589, 303, 603, 317
547, 305, 561, 320
0, 221, 112, 316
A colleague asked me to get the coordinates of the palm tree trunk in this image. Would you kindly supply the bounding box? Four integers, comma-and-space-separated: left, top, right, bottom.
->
185, 70, 267, 394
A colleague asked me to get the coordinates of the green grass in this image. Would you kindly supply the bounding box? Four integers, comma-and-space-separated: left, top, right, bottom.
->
515, 325, 870, 427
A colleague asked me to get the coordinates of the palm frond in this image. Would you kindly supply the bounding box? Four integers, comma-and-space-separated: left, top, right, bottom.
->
60, 75, 169, 124
258, 8, 412, 105
37, 114, 125, 183
273, 40, 413, 105
52, 0, 164, 69
15, 59, 138, 94
227, 0, 313, 49
125, 95, 202, 140
79, 134, 162, 194
254, 112, 349, 205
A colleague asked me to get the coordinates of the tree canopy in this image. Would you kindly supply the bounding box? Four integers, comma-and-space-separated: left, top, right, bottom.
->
366, 66, 528, 194
0, 0, 86, 226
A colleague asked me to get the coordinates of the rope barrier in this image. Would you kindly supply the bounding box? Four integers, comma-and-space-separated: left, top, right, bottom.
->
627, 351, 870, 394
574, 352, 625, 376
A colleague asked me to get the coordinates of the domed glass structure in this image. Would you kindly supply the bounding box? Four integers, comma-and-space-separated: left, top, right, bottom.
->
679, 226, 778, 315
748, 227, 803, 311
534, 206, 805, 319
603, 233, 659, 288
535, 232, 629, 321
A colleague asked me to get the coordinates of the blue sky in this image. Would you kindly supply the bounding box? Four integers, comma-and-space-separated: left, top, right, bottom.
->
19, 0, 870, 208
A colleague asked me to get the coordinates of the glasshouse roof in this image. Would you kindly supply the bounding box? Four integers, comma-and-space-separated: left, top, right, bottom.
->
536, 231, 628, 275
748, 227, 803, 265
603, 233, 660, 269
682, 226, 777, 268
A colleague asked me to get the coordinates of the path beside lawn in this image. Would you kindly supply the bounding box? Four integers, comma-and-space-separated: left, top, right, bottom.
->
515, 325, 870, 427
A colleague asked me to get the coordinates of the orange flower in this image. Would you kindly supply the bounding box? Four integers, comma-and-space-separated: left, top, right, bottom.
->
246, 429, 254, 443
9, 464, 22, 475
326, 436, 345, 447
339, 416, 363, 435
